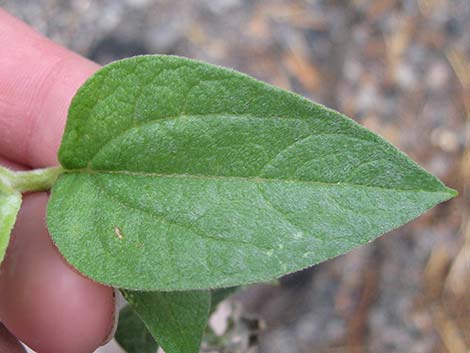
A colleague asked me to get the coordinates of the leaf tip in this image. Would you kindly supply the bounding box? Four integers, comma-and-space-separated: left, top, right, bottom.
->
445, 186, 459, 199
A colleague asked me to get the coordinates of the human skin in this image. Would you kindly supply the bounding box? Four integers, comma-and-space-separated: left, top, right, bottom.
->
0, 323, 26, 353
0, 9, 115, 353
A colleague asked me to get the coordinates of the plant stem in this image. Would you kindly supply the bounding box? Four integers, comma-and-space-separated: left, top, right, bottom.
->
0, 165, 65, 193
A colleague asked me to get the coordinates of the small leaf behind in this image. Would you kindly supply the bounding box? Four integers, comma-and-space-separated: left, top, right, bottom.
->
0, 181, 21, 264
121, 289, 211, 353
115, 305, 158, 353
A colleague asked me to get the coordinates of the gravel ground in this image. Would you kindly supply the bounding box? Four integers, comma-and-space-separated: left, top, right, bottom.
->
1, 1, 469, 352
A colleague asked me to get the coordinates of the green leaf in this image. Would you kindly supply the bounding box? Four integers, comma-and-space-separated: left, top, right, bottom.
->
121, 289, 211, 353
47, 55, 456, 290
0, 168, 22, 264
115, 305, 158, 353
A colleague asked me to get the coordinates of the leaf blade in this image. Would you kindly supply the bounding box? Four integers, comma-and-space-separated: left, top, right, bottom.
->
48, 55, 456, 290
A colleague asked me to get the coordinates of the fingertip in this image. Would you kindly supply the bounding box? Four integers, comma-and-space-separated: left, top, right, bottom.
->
0, 193, 115, 353
0, 9, 99, 167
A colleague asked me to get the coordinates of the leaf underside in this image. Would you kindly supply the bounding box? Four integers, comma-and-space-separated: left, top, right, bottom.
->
115, 288, 234, 353
0, 183, 21, 264
47, 55, 456, 290
115, 305, 159, 353
121, 289, 210, 353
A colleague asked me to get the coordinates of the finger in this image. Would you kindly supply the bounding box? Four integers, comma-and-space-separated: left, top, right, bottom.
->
0, 9, 99, 167
0, 193, 115, 353
0, 156, 25, 171
0, 11, 116, 352
0, 323, 27, 353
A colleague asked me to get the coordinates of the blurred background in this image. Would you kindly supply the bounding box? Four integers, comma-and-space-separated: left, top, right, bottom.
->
1, 0, 468, 352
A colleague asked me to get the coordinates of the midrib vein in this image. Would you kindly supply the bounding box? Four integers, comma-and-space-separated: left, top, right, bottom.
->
65, 168, 451, 195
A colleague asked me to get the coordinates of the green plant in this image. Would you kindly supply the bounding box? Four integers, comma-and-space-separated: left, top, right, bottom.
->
0, 55, 456, 353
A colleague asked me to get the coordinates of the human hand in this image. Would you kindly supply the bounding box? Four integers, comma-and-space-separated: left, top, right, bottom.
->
0, 9, 115, 353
